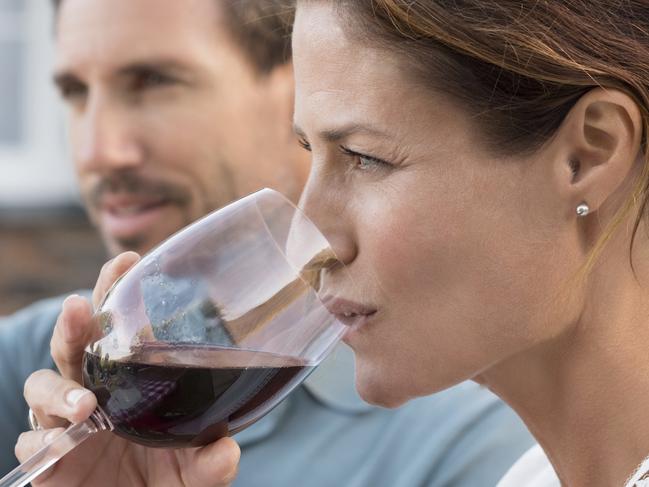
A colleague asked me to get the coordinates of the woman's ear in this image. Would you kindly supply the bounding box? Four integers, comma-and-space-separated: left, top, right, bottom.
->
549, 88, 643, 219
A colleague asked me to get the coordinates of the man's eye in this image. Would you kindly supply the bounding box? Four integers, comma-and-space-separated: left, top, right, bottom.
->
58, 81, 87, 101
131, 71, 175, 91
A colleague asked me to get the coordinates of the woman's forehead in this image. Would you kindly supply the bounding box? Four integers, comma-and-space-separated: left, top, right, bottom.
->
293, 6, 409, 123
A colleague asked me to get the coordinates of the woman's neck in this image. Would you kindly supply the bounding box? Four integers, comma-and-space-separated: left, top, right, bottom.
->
479, 247, 649, 486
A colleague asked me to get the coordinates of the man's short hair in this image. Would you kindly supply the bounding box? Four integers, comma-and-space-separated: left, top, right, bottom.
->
51, 0, 294, 74
221, 1, 293, 74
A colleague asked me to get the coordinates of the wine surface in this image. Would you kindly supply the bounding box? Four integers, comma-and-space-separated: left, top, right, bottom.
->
82, 344, 313, 448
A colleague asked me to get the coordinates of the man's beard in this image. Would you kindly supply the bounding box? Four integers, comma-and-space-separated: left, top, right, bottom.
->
87, 171, 192, 210
85, 170, 194, 253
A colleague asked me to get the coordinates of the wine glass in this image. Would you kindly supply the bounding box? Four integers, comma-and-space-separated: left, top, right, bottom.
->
0, 188, 348, 487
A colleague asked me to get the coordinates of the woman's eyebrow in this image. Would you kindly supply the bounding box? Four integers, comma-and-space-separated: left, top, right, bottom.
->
292, 122, 390, 142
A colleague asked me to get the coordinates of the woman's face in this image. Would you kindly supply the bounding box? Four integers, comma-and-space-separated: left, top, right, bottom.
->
293, 3, 583, 407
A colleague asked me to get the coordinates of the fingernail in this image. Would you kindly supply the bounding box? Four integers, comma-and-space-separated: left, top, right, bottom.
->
62, 294, 80, 307
117, 252, 140, 267
65, 389, 91, 407
101, 257, 116, 272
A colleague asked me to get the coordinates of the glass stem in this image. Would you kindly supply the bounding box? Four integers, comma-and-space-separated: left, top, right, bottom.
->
0, 408, 113, 487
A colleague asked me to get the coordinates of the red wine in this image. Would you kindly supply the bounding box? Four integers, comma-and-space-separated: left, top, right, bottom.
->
82, 344, 313, 448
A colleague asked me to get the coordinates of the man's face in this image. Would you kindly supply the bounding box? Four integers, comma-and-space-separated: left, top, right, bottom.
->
54, 0, 308, 256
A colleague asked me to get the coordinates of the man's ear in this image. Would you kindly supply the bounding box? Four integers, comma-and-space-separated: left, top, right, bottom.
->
266, 61, 311, 179
549, 87, 643, 219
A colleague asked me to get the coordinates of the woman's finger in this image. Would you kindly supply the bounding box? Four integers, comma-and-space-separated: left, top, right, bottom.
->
178, 437, 241, 487
92, 252, 140, 310
24, 369, 96, 429
50, 295, 94, 382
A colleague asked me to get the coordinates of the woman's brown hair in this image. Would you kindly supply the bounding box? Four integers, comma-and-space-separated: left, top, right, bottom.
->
328, 0, 649, 272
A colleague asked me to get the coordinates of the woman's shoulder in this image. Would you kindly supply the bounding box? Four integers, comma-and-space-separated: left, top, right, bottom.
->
496, 444, 559, 487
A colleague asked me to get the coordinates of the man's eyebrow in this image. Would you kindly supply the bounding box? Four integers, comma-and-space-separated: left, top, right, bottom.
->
292, 123, 389, 142
116, 59, 193, 78
53, 58, 194, 87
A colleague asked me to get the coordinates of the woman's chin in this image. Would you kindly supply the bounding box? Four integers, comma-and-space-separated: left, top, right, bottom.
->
355, 372, 409, 409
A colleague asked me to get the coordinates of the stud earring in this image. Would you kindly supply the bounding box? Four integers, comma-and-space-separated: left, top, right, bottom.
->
576, 202, 590, 217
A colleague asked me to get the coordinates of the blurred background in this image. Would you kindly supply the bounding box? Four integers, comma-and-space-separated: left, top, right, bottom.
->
0, 0, 105, 316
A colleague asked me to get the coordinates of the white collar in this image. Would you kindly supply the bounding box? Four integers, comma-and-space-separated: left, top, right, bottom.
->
625, 454, 649, 487
496, 444, 559, 487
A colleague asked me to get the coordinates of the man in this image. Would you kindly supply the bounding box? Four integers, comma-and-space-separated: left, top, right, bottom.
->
0, 0, 534, 485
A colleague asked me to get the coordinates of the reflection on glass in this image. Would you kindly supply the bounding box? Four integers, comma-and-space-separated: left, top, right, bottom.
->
0, 189, 348, 487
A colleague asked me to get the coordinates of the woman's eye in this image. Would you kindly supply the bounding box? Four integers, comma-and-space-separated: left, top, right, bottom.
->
357, 154, 380, 169
297, 137, 312, 152
340, 147, 391, 171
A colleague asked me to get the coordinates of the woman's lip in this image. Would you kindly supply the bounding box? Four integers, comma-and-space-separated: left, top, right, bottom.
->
321, 297, 377, 327
335, 311, 377, 328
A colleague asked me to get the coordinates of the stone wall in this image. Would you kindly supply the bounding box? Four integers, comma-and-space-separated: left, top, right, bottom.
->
0, 206, 107, 316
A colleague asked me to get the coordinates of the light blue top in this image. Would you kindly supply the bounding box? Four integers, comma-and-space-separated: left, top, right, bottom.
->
0, 294, 534, 486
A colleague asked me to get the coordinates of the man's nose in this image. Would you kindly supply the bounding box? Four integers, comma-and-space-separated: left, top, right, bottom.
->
298, 170, 358, 267
75, 94, 144, 172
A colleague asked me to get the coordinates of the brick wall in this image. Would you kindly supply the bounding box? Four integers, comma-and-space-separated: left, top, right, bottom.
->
0, 207, 107, 316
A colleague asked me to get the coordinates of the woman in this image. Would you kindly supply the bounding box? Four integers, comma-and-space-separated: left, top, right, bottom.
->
289, 2, 649, 485
16, 1, 649, 485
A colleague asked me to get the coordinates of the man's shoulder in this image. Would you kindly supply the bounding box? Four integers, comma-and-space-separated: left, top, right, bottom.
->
237, 381, 533, 487
0, 291, 91, 368
392, 383, 534, 486
369, 381, 517, 438
1, 294, 70, 342
0, 293, 90, 474
391, 382, 532, 452
395, 381, 502, 419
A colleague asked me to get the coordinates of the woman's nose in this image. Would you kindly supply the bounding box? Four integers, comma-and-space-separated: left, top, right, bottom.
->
298, 173, 358, 267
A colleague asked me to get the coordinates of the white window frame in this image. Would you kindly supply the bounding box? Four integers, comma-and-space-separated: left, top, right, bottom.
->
0, 1, 77, 207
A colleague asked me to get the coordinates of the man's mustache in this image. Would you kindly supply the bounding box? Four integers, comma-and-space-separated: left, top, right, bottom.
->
88, 172, 191, 208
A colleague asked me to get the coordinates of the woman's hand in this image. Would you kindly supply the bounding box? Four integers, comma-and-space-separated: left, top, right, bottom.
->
15, 252, 240, 486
